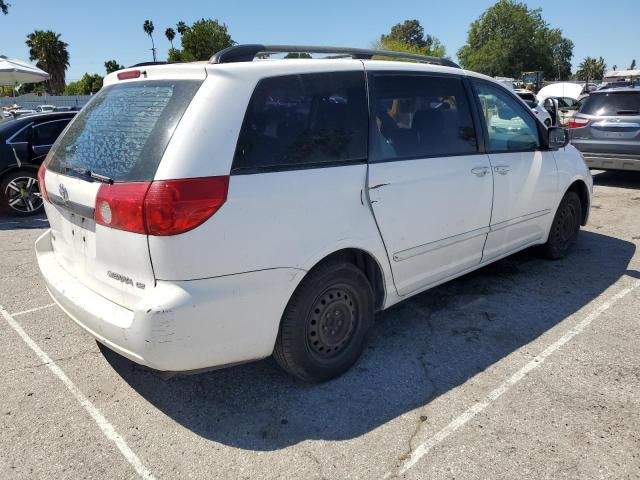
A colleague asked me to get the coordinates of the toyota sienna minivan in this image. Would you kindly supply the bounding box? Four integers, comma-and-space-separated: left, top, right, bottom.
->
36, 45, 592, 382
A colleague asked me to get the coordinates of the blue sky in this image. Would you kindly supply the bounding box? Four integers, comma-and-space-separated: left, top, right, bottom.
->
2, 0, 638, 81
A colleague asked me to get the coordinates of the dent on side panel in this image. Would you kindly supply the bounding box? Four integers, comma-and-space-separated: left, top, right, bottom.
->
148, 164, 391, 284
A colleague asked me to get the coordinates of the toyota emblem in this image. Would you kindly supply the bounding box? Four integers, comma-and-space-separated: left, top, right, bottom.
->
59, 183, 69, 201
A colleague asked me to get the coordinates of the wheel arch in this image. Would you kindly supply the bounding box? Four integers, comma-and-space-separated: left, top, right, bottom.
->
301, 248, 388, 312
566, 179, 590, 225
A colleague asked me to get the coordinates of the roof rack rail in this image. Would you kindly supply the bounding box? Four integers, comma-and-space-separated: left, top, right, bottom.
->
210, 44, 460, 68
128, 61, 168, 68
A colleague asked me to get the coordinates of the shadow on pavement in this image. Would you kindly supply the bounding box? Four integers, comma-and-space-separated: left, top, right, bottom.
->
103, 230, 636, 451
0, 211, 49, 231
592, 170, 640, 189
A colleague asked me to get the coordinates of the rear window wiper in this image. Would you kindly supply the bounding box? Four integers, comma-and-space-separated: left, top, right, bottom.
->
64, 165, 114, 184
616, 110, 639, 115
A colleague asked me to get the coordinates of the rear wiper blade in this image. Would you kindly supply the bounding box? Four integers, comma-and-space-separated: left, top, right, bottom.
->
616, 110, 639, 115
64, 166, 114, 184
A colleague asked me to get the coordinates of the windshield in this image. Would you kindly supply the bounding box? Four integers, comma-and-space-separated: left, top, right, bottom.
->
47, 79, 202, 182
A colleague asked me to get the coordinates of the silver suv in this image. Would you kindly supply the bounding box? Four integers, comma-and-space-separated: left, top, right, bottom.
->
569, 88, 640, 171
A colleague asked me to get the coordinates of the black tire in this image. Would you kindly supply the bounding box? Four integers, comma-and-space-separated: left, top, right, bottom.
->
273, 260, 374, 382
1, 170, 44, 216
541, 191, 582, 259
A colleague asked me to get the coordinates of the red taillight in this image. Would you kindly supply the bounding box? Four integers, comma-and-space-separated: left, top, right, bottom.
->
117, 70, 141, 81
95, 182, 150, 234
37, 163, 49, 202
144, 177, 229, 236
94, 176, 229, 236
568, 116, 591, 129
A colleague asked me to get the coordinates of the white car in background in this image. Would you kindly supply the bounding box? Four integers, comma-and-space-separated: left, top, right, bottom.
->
35, 45, 592, 382
537, 83, 588, 126
514, 89, 552, 127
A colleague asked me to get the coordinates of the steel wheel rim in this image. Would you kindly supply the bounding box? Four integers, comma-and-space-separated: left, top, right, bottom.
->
4, 176, 43, 213
307, 286, 359, 359
557, 203, 577, 249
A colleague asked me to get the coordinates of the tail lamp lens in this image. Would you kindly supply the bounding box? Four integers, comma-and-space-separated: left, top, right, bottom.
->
568, 116, 590, 129
94, 176, 228, 236
37, 163, 49, 202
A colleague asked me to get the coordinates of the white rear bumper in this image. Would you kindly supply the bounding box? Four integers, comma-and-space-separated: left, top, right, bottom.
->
35, 230, 304, 371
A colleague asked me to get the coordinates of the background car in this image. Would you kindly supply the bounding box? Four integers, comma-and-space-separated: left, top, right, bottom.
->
569, 87, 640, 171
0, 111, 76, 215
515, 89, 552, 126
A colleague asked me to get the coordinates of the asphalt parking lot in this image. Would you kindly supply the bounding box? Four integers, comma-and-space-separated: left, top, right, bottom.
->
1, 170, 639, 480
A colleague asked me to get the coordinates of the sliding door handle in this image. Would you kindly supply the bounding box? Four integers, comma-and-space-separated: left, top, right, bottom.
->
494, 166, 511, 175
471, 167, 489, 177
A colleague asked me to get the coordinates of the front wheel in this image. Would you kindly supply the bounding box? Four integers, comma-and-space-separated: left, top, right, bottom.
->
273, 260, 374, 382
1, 170, 44, 216
541, 191, 582, 259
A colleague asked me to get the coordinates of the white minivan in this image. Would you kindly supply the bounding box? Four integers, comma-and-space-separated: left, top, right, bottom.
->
36, 45, 592, 382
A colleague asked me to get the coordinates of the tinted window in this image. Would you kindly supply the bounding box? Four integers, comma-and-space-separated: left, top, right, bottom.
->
47, 80, 202, 182
475, 82, 540, 152
32, 120, 69, 146
579, 92, 640, 116
370, 75, 477, 161
233, 71, 367, 172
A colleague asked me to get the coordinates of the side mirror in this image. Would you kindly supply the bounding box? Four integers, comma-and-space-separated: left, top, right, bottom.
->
547, 127, 569, 149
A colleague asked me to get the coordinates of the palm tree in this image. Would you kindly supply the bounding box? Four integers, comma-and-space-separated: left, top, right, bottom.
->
25, 30, 70, 94
1, 1, 9, 14
575, 56, 606, 83
177, 21, 188, 36
165, 28, 176, 49
143, 20, 156, 62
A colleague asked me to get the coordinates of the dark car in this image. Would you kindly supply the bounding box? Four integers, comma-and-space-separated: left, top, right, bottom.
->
0, 111, 76, 215
569, 88, 640, 171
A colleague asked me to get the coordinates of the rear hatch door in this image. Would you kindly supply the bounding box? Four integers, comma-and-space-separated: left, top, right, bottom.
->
42, 73, 204, 309
573, 91, 640, 154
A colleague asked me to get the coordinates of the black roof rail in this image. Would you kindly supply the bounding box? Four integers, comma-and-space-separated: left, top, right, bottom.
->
128, 61, 168, 68
210, 44, 460, 68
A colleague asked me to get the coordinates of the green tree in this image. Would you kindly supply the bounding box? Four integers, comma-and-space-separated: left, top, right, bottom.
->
104, 59, 124, 74
457, 0, 573, 79
176, 21, 187, 35
630, 59, 637, 70
180, 18, 234, 61
1, 1, 9, 14
25, 30, 70, 94
284, 52, 312, 59
165, 27, 176, 49
64, 73, 103, 95
143, 20, 156, 62
376, 19, 446, 58
574, 57, 606, 82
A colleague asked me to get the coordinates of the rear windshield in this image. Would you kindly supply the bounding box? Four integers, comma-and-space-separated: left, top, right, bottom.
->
47, 80, 202, 182
579, 92, 640, 116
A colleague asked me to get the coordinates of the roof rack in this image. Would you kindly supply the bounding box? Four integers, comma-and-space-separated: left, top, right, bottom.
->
128, 61, 168, 68
210, 44, 460, 68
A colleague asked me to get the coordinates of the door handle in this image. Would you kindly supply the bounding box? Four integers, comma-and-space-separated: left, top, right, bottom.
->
471, 167, 489, 177
494, 166, 510, 175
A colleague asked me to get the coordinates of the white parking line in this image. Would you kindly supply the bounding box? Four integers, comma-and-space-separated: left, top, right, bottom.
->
1, 305, 156, 480
11, 303, 56, 317
393, 279, 640, 477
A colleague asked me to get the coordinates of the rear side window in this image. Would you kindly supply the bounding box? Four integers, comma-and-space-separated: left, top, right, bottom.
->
32, 120, 69, 146
579, 92, 640, 116
232, 71, 368, 172
47, 80, 202, 182
369, 74, 477, 161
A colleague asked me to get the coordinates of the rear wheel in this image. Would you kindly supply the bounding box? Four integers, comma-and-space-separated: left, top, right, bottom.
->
1, 170, 44, 216
541, 191, 582, 259
273, 260, 374, 382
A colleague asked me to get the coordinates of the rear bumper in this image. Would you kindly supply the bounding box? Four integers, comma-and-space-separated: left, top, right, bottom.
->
574, 150, 640, 171
35, 230, 305, 372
